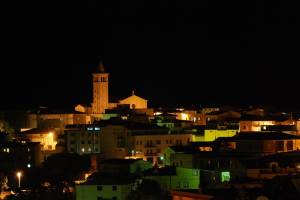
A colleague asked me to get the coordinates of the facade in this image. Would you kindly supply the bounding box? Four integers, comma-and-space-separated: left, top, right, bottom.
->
0, 142, 42, 170
233, 132, 300, 155
26, 113, 91, 134
119, 91, 147, 109
65, 125, 102, 154
16, 128, 58, 151
239, 116, 296, 132
145, 167, 200, 191
77, 184, 132, 200
164, 146, 246, 183
245, 151, 300, 179
98, 159, 152, 174
76, 174, 137, 200
100, 125, 131, 159
192, 129, 238, 142
131, 131, 194, 165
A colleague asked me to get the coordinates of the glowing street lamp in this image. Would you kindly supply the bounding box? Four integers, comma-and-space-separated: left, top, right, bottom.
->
16, 172, 22, 188
48, 132, 53, 137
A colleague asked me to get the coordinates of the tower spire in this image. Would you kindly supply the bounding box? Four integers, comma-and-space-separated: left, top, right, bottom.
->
99, 61, 105, 73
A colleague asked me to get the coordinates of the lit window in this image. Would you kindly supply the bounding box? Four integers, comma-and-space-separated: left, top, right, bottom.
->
81, 148, 85, 152
7, 148, 10, 153
95, 127, 100, 130
28, 148, 31, 152
221, 171, 231, 182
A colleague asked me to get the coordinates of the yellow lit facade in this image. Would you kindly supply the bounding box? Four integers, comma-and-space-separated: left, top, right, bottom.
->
174, 110, 206, 125
240, 120, 297, 132
192, 129, 237, 142
240, 121, 275, 132
132, 133, 193, 165
19, 129, 58, 151
119, 92, 148, 109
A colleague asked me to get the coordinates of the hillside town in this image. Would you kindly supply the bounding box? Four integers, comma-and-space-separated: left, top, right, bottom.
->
1, 64, 300, 200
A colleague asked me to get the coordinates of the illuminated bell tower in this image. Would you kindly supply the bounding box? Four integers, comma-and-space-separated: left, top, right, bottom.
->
92, 62, 109, 114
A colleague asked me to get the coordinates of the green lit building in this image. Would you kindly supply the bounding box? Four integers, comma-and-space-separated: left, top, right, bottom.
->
144, 167, 200, 191
76, 173, 138, 200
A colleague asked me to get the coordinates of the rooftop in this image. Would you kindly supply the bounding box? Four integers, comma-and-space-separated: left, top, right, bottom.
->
232, 132, 300, 140
85, 172, 137, 185
100, 158, 144, 165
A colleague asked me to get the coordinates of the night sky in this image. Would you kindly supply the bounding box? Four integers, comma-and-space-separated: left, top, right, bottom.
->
1, 1, 299, 110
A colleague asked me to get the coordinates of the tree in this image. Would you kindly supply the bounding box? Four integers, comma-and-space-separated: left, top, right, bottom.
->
0, 174, 9, 193
42, 153, 90, 184
126, 179, 168, 200
0, 120, 14, 134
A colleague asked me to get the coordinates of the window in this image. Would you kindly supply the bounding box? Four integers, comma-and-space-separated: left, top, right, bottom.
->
97, 186, 102, 191
70, 148, 75, 152
112, 185, 117, 191
287, 141, 293, 151
166, 140, 168, 144
183, 182, 189, 188
95, 148, 98, 152
117, 136, 125, 148
156, 140, 161, 145
140, 141, 143, 145
169, 140, 173, 144
275, 141, 284, 151
81, 141, 85, 144
70, 141, 75, 145
156, 149, 161, 153
193, 170, 199, 176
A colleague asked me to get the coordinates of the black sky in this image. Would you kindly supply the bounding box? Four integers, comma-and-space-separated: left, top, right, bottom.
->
1, 1, 299, 110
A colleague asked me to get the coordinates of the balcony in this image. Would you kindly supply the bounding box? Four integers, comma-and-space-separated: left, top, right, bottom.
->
144, 144, 156, 148
144, 153, 157, 156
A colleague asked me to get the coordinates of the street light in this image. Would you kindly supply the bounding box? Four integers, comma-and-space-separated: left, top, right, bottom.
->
16, 172, 22, 189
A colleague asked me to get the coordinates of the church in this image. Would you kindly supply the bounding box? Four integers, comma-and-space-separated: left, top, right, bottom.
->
75, 63, 148, 117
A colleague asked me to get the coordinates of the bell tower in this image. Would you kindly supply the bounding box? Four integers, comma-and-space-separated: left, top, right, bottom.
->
92, 62, 109, 114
